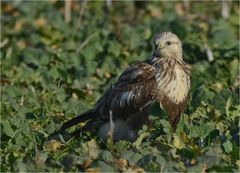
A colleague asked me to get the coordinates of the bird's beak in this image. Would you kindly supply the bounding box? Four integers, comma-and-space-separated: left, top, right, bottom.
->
158, 43, 165, 49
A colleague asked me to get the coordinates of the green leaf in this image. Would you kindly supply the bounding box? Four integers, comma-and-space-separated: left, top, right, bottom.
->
212, 90, 232, 114
189, 122, 214, 139
98, 161, 114, 172
155, 155, 166, 166
160, 119, 171, 133
108, 42, 121, 57
122, 150, 142, 165
101, 150, 113, 162
210, 19, 237, 49
2, 121, 14, 137
133, 132, 150, 149
229, 59, 238, 83
222, 140, 232, 153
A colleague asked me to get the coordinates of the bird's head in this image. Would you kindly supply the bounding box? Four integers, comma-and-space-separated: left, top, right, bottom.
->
154, 32, 182, 59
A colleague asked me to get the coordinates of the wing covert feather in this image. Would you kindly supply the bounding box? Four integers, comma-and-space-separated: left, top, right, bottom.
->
96, 63, 157, 120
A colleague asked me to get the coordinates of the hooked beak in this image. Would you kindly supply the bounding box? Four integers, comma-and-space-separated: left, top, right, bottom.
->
158, 43, 165, 49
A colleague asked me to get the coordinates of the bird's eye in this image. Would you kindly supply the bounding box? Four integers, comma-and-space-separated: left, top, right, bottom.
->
166, 41, 171, 45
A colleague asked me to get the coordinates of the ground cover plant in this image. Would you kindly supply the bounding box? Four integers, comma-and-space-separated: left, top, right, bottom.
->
1, 1, 239, 172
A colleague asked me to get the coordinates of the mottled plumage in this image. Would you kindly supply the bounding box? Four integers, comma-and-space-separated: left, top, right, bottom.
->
156, 58, 191, 128
59, 32, 191, 140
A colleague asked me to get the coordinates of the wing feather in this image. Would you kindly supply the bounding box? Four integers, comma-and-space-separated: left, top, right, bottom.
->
96, 62, 157, 120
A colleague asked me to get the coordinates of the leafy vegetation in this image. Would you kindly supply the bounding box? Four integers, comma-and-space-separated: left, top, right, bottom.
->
1, 1, 239, 172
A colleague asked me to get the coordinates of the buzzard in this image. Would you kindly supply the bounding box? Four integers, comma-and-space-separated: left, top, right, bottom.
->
59, 32, 191, 141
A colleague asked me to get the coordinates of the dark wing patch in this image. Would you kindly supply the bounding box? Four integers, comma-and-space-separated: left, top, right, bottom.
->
96, 63, 157, 120
118, 63, 156, 83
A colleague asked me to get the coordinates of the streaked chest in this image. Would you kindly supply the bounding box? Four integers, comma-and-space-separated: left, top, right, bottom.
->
156, 59, 190, 104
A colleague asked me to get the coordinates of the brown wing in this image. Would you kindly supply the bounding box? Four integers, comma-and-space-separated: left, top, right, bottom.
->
95, 63, 157, 120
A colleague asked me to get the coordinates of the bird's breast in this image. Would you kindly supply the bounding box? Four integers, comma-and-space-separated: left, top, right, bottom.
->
156, 63, 190, 104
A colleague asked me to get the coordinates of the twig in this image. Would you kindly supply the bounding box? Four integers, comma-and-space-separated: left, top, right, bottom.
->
221, 0, 231, 19
0, 38, 9, 48
204, 44, 214, 62
76, 32, 97, 53
77, 0, 88, 29
106, 0, 112, 8
64, 0, 72, 23
183, 0, 190, 13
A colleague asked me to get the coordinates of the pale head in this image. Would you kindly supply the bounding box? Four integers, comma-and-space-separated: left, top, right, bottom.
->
154, 32, 182, 59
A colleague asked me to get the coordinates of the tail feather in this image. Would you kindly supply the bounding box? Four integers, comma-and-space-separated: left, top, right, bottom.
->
69, 119, 101, 137
60, 110, 97, 131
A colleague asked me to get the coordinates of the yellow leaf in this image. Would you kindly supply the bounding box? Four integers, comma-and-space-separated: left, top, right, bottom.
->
15, 21, 23, 32
82, 139, 100, 159
173, 135, 185, 149
104, 72, 111, 78
85, 167, 101, 173
82, 159, 94, 169
43, 139, 63, 151
35, 18, 47, 27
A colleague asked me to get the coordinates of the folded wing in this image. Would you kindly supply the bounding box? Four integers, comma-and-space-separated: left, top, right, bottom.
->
96, 63, 158, 120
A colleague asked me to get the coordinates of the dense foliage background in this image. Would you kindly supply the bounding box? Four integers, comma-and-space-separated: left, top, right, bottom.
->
1, 1, 239, 172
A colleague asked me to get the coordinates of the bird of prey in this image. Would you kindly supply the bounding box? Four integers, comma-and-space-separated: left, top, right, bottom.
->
59, 32, 191, 141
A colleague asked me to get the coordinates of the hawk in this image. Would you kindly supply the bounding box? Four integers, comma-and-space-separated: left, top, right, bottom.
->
59, 32, 191, 141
